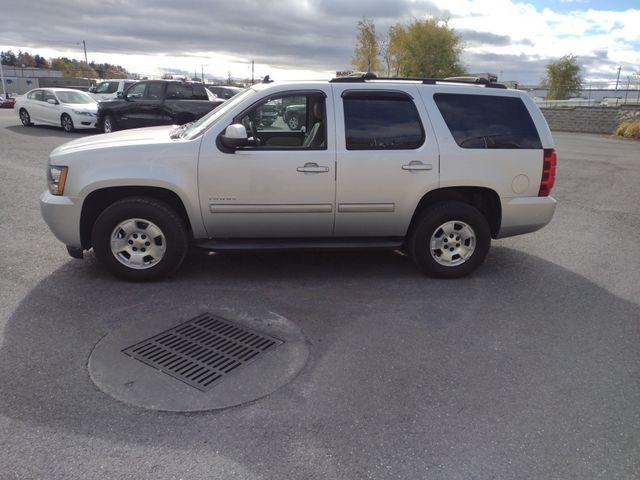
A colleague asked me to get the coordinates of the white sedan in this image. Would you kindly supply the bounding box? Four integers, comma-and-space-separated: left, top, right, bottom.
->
15, 88, 98, 132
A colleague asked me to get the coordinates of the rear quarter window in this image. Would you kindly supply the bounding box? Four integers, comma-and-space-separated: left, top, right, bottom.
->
434, 93, 541, 149
167, 83, 208, 100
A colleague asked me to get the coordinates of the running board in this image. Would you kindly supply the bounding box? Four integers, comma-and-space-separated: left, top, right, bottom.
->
195, 237, 404, 253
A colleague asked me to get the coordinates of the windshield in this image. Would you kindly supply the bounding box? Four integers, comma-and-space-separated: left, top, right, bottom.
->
56, 91, 95, 105
182, 87, 254, 139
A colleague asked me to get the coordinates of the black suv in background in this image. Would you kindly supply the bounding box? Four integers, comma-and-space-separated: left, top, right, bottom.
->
97, 80, 225, 133
206, 85, 243, 99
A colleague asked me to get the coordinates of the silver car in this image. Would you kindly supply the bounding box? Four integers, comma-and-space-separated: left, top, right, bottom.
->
41, 75, 556, 280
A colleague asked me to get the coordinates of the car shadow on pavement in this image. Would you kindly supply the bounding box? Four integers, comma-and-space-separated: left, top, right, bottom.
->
5, 124, 98, 138
1, 247, 639, 478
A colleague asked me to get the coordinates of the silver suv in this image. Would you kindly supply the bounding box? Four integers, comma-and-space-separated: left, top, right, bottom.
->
41, 75, 557, 281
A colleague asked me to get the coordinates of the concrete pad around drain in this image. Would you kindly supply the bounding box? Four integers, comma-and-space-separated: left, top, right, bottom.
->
88, 309, 308, 412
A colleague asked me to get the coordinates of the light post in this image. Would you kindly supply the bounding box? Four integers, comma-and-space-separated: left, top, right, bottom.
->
82, 40, 90, 87
201, 64, 208, 84
0, 60, 6, 98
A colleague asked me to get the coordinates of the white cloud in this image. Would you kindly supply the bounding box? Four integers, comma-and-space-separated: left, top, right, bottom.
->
0, 0, 638, 85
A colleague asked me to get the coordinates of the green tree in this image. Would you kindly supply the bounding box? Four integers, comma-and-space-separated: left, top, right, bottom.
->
90, 61, 129, 79
545, 54, 582, 100
352, 17, 381, 73
34, 54, 50, 69
388, 18, 465, 78
1, 50, 18, 66
51, 57, 98, 78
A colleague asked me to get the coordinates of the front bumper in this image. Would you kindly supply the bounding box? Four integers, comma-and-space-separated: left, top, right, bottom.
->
71, 115, 97, 129
40, 191, 83, 249
69, 111, 98, 129
496, 196, 557, 239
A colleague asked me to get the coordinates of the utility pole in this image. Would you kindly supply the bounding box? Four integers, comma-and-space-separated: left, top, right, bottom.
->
201, 64, 204, 83
251, 60, 254, 85
615, 66, 621, 90
82, 40, 89, 86
0, 60, 6, 98
624, 77, 630, 104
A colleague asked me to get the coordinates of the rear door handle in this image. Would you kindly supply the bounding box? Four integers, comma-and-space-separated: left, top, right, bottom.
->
402, 161, 433, 171
297, 162, 329, 173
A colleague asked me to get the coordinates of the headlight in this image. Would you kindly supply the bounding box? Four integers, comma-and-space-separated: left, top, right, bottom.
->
48, 166, 68, 195
73, 110, 95, 116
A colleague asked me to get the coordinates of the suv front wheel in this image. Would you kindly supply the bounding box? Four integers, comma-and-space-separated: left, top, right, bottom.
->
408, 201, 491, 278
91, 197, 188, 281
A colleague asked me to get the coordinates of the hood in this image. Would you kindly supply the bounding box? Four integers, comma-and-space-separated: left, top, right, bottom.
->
66, 102, 98, 113
51, 125, 177, 156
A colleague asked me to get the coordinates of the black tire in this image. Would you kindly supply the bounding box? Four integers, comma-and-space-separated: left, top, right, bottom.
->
287, 114, 301, 130
61, 113, 74, 133
408, 201, 491, 278
19, 109, 32, 126
91, 197, 189, 281
103, 114, 117, 133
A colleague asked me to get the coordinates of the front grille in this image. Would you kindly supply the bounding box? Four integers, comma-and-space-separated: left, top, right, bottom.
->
122, 313, 283, 391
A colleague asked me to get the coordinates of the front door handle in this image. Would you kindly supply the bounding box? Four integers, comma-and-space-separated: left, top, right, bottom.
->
402, 161, 433, 171
297, 162, 330, 173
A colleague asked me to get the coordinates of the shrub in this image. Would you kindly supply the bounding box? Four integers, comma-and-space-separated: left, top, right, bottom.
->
615, 120, 640, 139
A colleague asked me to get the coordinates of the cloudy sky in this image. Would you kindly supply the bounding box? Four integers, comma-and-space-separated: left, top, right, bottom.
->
0, 0, 638, 86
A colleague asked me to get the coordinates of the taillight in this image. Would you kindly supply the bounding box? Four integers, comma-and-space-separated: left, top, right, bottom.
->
539, 148, 557, 196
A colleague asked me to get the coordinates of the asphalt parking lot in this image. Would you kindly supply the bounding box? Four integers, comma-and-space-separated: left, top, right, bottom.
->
1, 108, 639, 479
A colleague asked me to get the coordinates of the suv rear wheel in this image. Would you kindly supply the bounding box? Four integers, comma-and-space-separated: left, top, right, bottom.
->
91, 197, 188, 281
408, 201, 491, 278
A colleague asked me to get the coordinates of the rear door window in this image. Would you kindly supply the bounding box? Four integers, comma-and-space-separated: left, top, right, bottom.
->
434, 93, 541, 149
343, 91, 424, 150
146, 82, 165, 99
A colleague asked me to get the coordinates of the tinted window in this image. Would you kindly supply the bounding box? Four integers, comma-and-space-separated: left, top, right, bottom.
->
126, 82, 146, 98
434, 93, 541, 149
95, 81, 118, 94
167, 83, 208, 100
343, 93, 424, 150
146, 82, 165, 99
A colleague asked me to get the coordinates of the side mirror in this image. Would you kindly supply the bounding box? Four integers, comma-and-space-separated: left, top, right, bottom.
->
47, 99, 58, 105
220, 124, 249, 150
89, 86, 96, 93
117, 91, 124, 99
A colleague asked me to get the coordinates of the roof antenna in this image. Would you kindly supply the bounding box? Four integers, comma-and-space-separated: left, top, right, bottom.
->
262, 75, 273, 83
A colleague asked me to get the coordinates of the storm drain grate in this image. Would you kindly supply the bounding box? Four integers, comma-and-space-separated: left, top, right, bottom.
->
122, 313, 283, 391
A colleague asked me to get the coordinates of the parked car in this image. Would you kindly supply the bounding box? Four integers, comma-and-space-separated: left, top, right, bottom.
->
88, 79, 137, 101
41, 74, 557, 281
16, 88, 98, 132
283, 104, 306, 130
0, 95, 16, 109
207, 85, 244, 100
257, 100, 279, 127
97, 80, 225, 133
